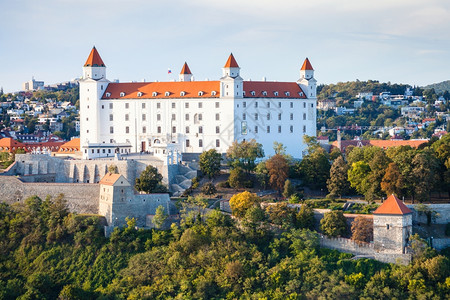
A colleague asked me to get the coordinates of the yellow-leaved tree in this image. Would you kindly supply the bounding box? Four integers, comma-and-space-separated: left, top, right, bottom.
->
229, 191, 261, 218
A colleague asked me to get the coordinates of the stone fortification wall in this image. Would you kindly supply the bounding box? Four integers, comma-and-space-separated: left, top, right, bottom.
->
432, 238, 450, 250
319, 235, 411, 265
407, 204, 450, 224
0, 176, 99, 214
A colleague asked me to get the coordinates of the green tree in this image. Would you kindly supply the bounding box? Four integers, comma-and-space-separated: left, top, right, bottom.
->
282, 179, 295, 198
152, 205, 167, 229
320, 211, 347, 237
381, 162, 405, 197
296, 204, 315, 230
201, 182, 216, 195
135, 165, 168, 193
228, 167, 247, 189
348, 161, 371, 196
299, 147, 330, 190
199, 149, 222, 179
351, 216, 373, 243
108, 164, 119, 174
411, 151, 439, 202
255, 161, 269, 190
266, 203, 297, 229
327, 156, 350, 198
226, 139, 264, 173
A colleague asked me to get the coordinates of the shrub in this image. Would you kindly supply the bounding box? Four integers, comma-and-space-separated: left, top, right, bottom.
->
217, 181, 230, 188
191, 177, 200, 189
201, 182, 216, 195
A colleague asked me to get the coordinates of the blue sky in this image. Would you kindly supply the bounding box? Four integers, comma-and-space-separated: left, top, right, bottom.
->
1, 0, 449, 93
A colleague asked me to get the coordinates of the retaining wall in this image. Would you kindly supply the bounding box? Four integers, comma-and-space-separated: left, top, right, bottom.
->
407, 204, 450, 224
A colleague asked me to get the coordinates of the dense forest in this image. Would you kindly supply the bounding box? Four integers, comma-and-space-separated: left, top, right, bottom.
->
0, 194, 449, 299
423, 80, 450, 95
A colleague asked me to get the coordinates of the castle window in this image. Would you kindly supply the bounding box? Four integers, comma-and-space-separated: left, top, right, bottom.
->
186, 139, 190, 147
120, 92, 125, 97
109, 114, 113, 121
267, 126, 270, 133
142, 103, 146, 109
157, 102, 161, 109
243, 101, 246, 108
198, 91, 204, 96
172, 114, 176, 121
303, 102, 306, 108
211, 91, 217, 96
102, 105, 104, 109
267, 113, 270, 120
172, 126, 176, 133
251, 91, 256, 96
267, 102, 270, 107
299, 92, 304, 97
278, 126, 281, 133
125, 103, 129, 109
198, 102, 203, 108
386, 224, 390, 230
198, 114, 202, 121
185, 126, 190, 134
243, 113, 246, 120
254, 113, 258, 120
180, 91, 186, 96
290, 102, 294, 108
165, 91, 170, 97
262, 91, 267, 96
157, 126, 161, 133
106, 92, 111, 97
255, 126, 258, 133
185, 114, 189, 121
216, 126, 220, 134
185, 103, 189, 108
152, 92, 158, 97
303, 113, 306, 120
242, 91, 245, 96
274, 91, 279, 96
125, 114, 129, 121
303, 125, 306, 133
216, 139, 220, 147
199, 126, 203, 134
157, 114, 161, 121
142, 114, 146, 121
285, 91, 290, 97
278, 113, 282, 120
143, 126, 146, 133
278, 102, 281, 108
126, 126, 129, 133
215, 113, 220, 121
137, 92, 143, 97
311, 103, 314, 108
290, 125, 293, 133
110, 126, 114, 133
255, 102, 258, 108
172, 103, 176, 109
103, 149, 105, 153
215, 102, 220, 108
199, 139, 203, 147
291, 113, 294, 120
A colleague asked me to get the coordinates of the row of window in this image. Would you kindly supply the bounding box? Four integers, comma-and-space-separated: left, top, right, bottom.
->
186, 139, 220, 148
111, 91, 219, 98
117, 125, 221, 135
106, 112, 221, 122
249, 125, 306, 134
245, 91, 302, 97
242, 112, 308, 121
242, 101, 313, 109
101, 101, 218, 110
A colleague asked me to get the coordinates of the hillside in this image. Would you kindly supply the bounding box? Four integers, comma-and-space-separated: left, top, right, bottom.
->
423, 80, 450, 94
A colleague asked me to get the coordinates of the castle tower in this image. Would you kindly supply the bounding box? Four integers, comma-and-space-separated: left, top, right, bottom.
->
98, 173, 133, 226
220, 53, 243, 98
80, 47, 110, 158
179, 62, 193, 82
297, 58, 317, 98
373, 194, 412, 254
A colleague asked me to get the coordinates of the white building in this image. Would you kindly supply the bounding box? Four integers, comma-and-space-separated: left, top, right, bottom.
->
79, 47, 317, 159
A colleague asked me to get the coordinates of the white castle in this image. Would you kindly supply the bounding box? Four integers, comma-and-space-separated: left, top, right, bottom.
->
80, 47, 317, 159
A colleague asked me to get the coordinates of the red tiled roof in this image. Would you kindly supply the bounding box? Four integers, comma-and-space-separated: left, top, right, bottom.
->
373, 194, 412, 215
57, 138, 80, 152
224, 53, 239, 68
84, 47, 105, 67
180, 62, 192, 75
0, 138, 26, 152
102, 81, 307, 99
243, 81, 307, 99
102, 81, 220, 99
99, 173, 122, 186
301, 58, 314, 71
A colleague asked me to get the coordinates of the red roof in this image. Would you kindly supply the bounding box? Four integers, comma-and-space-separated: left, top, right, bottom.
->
180, 62, 192, 75
243, 81, 307, 99
301, 58, 314, 71
373, 194, 412, 215
331, 139, 428, 152
102, 80, 307, 99
84, 47, 105, 67
0, 138, 26, 152
99, 173, 122, 186
57, 138, 80, 152
224, 53, 239, 68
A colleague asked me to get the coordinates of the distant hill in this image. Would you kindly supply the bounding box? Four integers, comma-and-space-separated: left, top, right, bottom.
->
422, 80, 450, 94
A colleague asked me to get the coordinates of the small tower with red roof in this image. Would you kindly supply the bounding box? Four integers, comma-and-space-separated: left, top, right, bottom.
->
297, 58, 317, 98
373, 194, 412, 254
83, 46, 106, 80
220, 53, 243, 98
179, 62, 193, 82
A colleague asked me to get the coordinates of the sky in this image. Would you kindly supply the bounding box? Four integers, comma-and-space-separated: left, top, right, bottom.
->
1, 0, 450, 93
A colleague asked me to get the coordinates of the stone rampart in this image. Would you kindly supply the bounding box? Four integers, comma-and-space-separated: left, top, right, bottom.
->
0, 176, 99, 214
432, 238, 450, 250
407, 204, 450, 224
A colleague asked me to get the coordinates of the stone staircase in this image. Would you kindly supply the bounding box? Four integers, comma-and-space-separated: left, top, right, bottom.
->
170, 163, 198, 196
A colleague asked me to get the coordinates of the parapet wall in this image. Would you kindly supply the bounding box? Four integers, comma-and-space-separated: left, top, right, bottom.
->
407, 204, 450, 224
0, 176, 99, 214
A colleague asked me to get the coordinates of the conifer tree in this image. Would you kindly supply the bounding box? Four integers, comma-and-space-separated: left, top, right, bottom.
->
327, 156, 350, 198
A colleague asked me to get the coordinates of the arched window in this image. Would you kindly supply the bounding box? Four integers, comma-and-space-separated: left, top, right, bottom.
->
211, 91, 217, 96
165, 91, 170, 97
120, 92, 125, 97
152, 92, 158, 97
137, 92, 143, 97
180, 91, 186, 96
105, 92, 111, 97
198, 91, 204, 96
